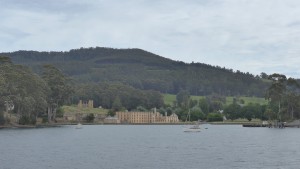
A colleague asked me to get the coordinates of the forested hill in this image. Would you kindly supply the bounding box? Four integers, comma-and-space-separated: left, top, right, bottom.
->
1, 47, 269, 97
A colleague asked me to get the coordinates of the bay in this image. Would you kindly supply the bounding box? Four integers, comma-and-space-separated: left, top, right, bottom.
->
1, 125, 300, 169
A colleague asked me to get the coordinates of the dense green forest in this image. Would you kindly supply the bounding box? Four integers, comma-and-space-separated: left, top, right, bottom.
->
73, 83, 164, 111
0, 57, 74, 125
0, 56, 164, 125
2, 47, 300, 125
1, 47, 270, 97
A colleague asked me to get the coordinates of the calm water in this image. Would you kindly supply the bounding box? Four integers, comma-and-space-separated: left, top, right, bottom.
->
1, 125, 300, 169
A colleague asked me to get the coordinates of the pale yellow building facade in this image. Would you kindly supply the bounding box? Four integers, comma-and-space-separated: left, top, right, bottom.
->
116, 111, 179, 124
78, 100, 94, 109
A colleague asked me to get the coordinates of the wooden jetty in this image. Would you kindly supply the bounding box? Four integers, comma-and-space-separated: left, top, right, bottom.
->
242, 124, 267, 127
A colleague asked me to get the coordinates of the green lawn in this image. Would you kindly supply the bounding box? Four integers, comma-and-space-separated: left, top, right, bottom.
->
62, 105, 108, 115
226, 96, 268, 105
164, 94, 206, 106
163, 94, 268, 106
163, 94, 176, 105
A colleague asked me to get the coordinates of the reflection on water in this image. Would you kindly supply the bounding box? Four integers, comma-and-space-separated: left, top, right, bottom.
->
1, 125, 300, 169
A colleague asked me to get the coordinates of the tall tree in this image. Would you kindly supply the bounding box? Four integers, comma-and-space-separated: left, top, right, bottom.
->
266, 73, 300, 121
265, 74, 287, 121
42, 65, 73, 123
199, 98, 209, 115
112, 96, 123, 111
176, 90, 190, 109
224, 103, 241, 120
0, 59, 48, 124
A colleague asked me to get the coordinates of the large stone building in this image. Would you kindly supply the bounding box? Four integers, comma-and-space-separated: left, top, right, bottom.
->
116, 110, 179, 124
78, 100, 94, 109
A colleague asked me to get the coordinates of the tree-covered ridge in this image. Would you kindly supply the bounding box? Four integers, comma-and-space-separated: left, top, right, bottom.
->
0, 56, 48, 124
0, 56, 166, 125
2, 53, 300, 125
2, 47, 269, 96
73, 83, 164, 111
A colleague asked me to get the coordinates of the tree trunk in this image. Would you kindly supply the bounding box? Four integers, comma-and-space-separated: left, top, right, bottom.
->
53, 107, 57, 122
291, 106, 294, 119
278, 101, 281, 121
17, 107, 21, 124
48, 106, 52, 123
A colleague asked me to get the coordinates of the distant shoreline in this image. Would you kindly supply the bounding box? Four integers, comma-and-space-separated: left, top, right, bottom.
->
2, 121, 299, 129
0, 121, 246, 129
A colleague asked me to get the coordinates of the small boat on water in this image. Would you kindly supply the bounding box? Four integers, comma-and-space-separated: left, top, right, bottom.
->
75, 123, 82, 129
184, 124, 201, 132
183, 110, 201, 132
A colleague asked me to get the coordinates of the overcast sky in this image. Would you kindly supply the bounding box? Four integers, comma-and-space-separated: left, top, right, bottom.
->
1, 0, 300, 77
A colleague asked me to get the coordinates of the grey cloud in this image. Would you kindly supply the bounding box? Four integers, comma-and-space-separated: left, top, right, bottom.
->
1, 0, 300, 77
1, 0, 92, 14
0, 27, 31, 39
287, 21, 300, 27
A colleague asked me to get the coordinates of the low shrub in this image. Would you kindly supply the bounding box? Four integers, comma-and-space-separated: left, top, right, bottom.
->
0, 114, 5, 125
207, 113, 223, 122
19, 115, 36, 125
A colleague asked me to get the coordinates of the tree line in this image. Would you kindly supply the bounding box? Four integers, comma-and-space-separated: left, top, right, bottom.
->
223, 74, 300, 122
0, 56, 164, 125
167, 73, 300, 123
2, 47, 270, 97
0, 57, 72, 125
73, 83, 164, 111
1, 47, 300, 124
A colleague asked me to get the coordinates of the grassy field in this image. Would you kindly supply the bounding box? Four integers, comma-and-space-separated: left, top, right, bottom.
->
163, 94, 268, 106
62, 95, 267, 114
226, 96, 268, 105
62, 105, 108, 115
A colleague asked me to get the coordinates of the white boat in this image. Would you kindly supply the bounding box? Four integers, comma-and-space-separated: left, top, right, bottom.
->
184, 124, 201, 132
75, 123, 82, 129
183, 110, 201, 132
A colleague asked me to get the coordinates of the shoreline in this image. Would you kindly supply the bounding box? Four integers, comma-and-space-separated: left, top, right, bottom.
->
2, 121, 300, 129
0, 122, 244, 129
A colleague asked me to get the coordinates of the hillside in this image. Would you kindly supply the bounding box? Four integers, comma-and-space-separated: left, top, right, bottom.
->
1, 47, 270, 97
163, 94, 267, 106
